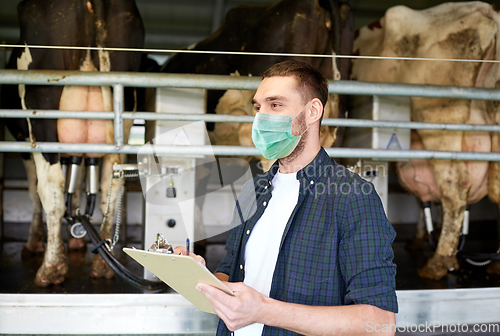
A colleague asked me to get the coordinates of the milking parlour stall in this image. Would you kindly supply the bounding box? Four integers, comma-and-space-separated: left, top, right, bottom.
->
0, 0, 499, 335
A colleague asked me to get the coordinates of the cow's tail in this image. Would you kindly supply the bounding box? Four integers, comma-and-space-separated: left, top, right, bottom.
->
91, 0, 114, 145
327, 0, 341, 57
17, 45, 36, 147
92, 0, 107, 49
327, 0, 341, 80
91, 0, 111, 76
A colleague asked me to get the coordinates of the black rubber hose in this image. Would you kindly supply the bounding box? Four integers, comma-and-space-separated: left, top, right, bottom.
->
77, 215, 168, 292
81, 216, 165, 290
85, 194, 96, 217
60, 157, 70, 166
428, 231, 437, 251
458, 251, 500, 260
66, 193, 73, 217
84, 157, 99, 166
457, 234, 466, 253
82, 217, 166, 291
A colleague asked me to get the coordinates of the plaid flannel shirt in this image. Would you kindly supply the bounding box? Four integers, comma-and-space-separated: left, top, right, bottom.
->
215, 147, 398, 336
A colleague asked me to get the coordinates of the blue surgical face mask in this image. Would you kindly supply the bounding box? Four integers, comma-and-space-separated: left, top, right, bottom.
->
252, 101, 312, 160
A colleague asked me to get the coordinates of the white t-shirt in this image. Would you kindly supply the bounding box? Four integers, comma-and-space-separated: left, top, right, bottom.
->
234, 170, 300, 336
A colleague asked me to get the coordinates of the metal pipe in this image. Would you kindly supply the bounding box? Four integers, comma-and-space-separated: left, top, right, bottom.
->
124, 111, 254, 123
127, 112, 500, 132
4, 109, 500, 133
328, 80, 500, 101
0, 70, 262, 90
0, 110, 114, 119
2, 142, 500, 161
2, 70, 500, 101
113, 84, 124, 147
319, 118, 500, 132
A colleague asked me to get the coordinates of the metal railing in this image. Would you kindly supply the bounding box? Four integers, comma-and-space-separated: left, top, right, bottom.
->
1, 69, 500, 161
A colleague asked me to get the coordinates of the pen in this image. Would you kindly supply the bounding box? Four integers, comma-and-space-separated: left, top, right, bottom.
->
186, 238, 190, 256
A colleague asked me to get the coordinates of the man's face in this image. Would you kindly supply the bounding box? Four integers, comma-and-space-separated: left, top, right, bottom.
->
252, 75, 307, 137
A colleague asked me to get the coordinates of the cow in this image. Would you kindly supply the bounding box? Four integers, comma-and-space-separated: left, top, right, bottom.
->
0, 0, 144, 286
162, 0, 355, 153
351, 1, 500, 279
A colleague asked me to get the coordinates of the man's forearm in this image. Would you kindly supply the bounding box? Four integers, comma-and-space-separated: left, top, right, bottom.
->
261, 298, 396, 336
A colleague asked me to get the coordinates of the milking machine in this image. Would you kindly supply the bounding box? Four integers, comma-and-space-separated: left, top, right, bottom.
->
65, 156, 82, 216
60, 156, 70, 189
59, 87, 209, 289
85, 157, 99, 216
140, 87, 208, 280
61, 154, 167, 290
422, 202, 500, 267
344, 95, 412, 214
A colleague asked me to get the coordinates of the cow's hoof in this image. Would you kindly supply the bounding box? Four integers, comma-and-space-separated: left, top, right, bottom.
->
68, 237, 87, 251
418, 255, 459, 280
486, 260, 500, 275
21, 241, 45, 258
90, 254, 114, 279
34, 259, 68, 287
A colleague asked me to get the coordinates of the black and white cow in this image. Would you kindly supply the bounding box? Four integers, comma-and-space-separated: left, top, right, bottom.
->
1, 0, 144, 286
162, 0, 354, 153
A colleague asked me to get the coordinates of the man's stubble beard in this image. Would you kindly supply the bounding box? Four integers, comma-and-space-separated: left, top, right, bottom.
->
278, 112, 308, 166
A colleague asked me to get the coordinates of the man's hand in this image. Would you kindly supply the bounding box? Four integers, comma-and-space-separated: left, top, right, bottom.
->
173, 246, 206, 267
198, 281, 395, 335
196, 282, 270, 331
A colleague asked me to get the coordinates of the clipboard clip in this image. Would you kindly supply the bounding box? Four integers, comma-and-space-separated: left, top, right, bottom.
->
149, 233, 174, 254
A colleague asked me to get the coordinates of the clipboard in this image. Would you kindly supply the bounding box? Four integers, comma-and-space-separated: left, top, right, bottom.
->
123, 247, 233, 314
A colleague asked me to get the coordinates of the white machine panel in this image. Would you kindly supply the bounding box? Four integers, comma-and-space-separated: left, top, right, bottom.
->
143, 88, 207, 280
344, 95, 411, 214
344, 95, 411, 154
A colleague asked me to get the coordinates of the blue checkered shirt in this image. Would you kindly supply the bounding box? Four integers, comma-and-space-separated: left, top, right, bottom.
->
215, 148, 398, 335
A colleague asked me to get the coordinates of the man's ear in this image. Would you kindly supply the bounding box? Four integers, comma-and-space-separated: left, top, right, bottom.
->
308, 98, 323, 123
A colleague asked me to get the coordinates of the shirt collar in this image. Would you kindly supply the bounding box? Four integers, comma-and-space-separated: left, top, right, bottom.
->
264, 147, 329, 183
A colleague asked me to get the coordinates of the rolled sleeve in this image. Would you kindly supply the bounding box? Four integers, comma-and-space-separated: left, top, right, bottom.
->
339, 180, 398, 313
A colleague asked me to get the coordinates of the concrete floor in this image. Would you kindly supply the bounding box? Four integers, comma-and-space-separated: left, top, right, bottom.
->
1, 220, 499, 335
1, 220, 499, 293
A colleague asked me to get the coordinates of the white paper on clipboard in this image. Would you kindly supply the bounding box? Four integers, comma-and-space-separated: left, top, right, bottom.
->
123, 247, 233, 314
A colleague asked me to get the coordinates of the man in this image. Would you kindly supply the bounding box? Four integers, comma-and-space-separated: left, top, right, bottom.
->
176, 60, 398, 335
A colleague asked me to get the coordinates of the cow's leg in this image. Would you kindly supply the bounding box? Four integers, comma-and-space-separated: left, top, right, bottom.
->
22, 156, 46, 256
32, 153, 67, 287
90, 153, 121, 278
418, 159, 469, 279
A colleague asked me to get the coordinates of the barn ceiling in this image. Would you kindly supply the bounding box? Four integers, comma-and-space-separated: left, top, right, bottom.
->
0, 0, 499, 52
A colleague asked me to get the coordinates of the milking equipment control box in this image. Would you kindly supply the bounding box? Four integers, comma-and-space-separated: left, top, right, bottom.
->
343, 95, 411, 212
143, 87, 208, 280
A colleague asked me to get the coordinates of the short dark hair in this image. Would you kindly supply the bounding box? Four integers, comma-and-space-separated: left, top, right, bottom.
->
261, 60, 329, 111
